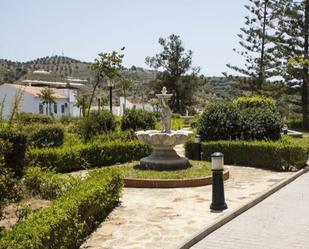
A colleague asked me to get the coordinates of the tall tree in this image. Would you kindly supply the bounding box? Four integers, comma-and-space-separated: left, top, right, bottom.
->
38, 88, 56, 116
146, 34, 199, 114
88, 48, 125, 116
274, 0, 309, 129
227, 0, 280, 92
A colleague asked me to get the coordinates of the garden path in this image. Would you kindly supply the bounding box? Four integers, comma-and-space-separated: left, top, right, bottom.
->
192, 171, 309, 249
81, 164, 295, 249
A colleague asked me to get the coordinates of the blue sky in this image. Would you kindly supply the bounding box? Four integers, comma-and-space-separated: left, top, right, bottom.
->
0, 0, 248, 76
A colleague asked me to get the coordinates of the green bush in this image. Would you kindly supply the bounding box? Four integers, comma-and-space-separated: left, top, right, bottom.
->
58, 115, 80, 125
0, 142, 20, 219
0, 130, 27, 177
232, 96, 276, 109
185, 139, 308, 171
121, 108, 156, 131
240, 107, 282, 140
0, 168, 123, 249
26, 124, 64, 148
27, 140, 152, 172
74, 110, 115, 142
197, 102, 242, 141
92, 131, 137, 143
23, 167, 81, 200
18, 112, 54, 125
197, 98, 282, 141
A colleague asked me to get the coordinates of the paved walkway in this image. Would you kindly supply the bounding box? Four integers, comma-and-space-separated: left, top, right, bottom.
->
81, 166, 295, 249
192, 171, 309, 249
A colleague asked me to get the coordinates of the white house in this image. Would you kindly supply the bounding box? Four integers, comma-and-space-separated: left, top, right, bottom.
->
0, 83, 80, 118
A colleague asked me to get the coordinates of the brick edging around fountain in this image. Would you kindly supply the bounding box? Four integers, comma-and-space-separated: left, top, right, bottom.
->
123, 169, 229, 188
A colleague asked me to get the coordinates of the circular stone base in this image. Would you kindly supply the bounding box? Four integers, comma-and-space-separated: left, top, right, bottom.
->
140, 156, 189, 170
124, 170, 230, 188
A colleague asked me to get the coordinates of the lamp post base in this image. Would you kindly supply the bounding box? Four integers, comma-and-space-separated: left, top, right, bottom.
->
210, 169, 228, 211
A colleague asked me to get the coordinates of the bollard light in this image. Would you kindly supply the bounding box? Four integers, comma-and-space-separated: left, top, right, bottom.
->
194, 134, 201, 160
211, 152, 224, 170
210, 152, 227, 211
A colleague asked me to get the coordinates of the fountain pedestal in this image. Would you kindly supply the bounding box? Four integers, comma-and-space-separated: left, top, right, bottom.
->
136, 130, 192, 170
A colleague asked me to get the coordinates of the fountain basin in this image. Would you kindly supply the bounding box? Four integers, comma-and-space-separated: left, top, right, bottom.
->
136, 130, 193, 170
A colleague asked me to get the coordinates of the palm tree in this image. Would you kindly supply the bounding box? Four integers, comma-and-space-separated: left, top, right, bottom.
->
38, 88, 56, 116
118, 78, 133, 109
75, 94, 88, 117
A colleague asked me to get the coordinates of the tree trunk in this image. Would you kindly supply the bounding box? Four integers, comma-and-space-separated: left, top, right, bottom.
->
87, 82, 99, 117
124, 89, 126, 110
259, 0, 268, 89
302, 0, 309, 130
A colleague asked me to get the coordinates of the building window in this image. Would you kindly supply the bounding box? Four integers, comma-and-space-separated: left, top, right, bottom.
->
61, 105, 65, 114
39, 104, 43, 114
54, 103, 57, 114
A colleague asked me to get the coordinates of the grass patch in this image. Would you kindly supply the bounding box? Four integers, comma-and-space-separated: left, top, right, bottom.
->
111, 160, 212, 179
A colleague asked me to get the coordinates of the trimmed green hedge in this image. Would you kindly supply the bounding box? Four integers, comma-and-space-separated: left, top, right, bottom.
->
0, 168, 122, 249
185, 139, 308, 171
23, 167, 81, 200
27, 124, 64, 148
0, 130, 27, 177
27, 140, 152, 172
18, 112, 54, 125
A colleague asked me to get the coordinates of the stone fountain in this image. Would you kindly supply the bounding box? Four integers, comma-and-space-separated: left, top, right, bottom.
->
136, 87, 193, 170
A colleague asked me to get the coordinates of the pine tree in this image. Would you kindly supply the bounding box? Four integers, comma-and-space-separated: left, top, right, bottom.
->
274, 0, 309, 129
146, 34, 200, 114
227, 0, 280, 93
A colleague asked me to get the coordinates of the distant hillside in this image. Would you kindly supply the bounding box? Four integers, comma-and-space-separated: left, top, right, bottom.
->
0, 55, 242, 107
0, 56, 90, 82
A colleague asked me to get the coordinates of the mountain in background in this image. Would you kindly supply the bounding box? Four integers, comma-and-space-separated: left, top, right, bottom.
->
0, 55, 243, 107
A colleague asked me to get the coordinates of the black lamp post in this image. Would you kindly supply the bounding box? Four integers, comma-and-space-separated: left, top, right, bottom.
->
107, 79, 114, 113
194, 134, 201, 160
210, 152, 227, 211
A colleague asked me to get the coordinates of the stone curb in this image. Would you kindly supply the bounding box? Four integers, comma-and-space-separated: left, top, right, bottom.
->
176, 166, 309, 249
124, 170, 229, 188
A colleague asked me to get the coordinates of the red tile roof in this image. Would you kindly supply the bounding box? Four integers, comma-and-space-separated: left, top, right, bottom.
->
4, 83, 68, 99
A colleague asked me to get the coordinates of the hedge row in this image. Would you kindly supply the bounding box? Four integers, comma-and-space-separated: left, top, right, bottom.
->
27, 140, 152, 172
26, 124, 64, 148
185, 139, 308, 171
0, 168, 122, 249
0, 130, 27, 177
23, 167, 81, 200
18, 112, 54, 125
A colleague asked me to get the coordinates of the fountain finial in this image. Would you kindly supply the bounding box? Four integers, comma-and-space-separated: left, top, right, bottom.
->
161, 86, 167, 95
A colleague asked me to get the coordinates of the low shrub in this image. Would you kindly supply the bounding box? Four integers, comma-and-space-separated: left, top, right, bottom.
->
23, 167, 81, 200
0, 168, 123, 249
121, 108, 156, 131
18, 112, 54, 125
91, 130, 137, 143
27, 140, 152, 172
58, 115, 80, 125
26, 124, 64, 148
0, 142, 20, 218
197, 102, 242, 141
240, 107, 282, 140
197, 97, 282, 141
0, 130, 27, 177
74, 110, 115, 142
185, 139, 308, 171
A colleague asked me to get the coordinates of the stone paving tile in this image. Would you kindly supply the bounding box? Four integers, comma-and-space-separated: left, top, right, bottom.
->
81, 166, 294, 249
192, 172, 309, 249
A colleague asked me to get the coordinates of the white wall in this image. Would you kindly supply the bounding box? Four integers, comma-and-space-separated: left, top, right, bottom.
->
119, 97, 153, 116
0, 84, 78, 119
